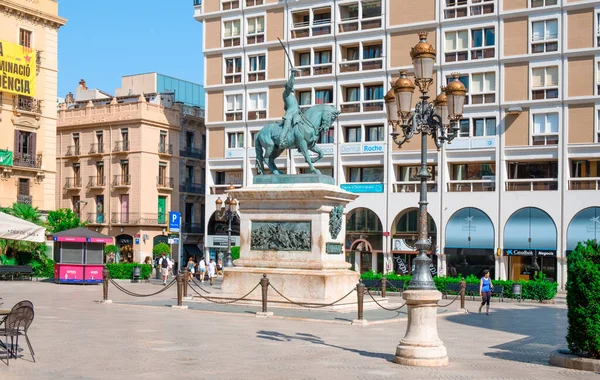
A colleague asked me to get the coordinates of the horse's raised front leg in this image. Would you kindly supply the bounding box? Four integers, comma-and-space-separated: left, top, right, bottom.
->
308, 144, 324, 164
298, 140, 320, 175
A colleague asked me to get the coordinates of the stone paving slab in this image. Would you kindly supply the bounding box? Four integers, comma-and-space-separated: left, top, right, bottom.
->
0, 280, 598, 380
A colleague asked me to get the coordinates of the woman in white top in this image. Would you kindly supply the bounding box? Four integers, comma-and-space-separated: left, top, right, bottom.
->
198, 258, 206, 282
208, 259, 217, 285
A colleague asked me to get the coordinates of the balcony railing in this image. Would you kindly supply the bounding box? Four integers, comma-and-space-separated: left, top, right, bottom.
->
89, 143, 104, 155
505, 178, 558, 191
112, 174, 131, 187
447, 180, 495, 192
180, 146, 205, 160
363, 101, 384, 112
182, 105, 204, 119
247, 110, 266, 120
248, 72, 266, 82
226, 111, 243, 121
113, 140, 130, 153
157, 176, 174, 189
86, 213, 106, 224
392, 181, 438, 193
64, 177, 82, 189
180, 182, 205, 194
17, 194, 32, 205
14, 96, 42, 114
14, 153, 42, 169
183, 223, 204, 234
340, 102, 361, 113
88, 176, 106, 188
158, 143, 173, 155
65, 145, 80, 156
111, 213, 168, 225
221, 0, 239, 10
225, 74, 242, 84
569, 178, 600, 190
246, 0, 263, 6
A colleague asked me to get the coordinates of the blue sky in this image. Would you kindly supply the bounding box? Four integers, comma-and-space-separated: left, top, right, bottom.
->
57, 0, 204, 98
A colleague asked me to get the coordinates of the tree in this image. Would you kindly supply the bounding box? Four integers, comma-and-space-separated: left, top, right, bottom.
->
47, 208, 84, 233
152, 243, 171, 257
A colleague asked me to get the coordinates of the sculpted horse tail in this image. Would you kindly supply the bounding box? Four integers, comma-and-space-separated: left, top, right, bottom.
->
255, 133, 265, 175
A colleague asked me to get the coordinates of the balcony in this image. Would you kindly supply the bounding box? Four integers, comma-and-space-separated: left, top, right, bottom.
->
112, 174, 131, 188
158, 143, 173, 156
89, 143, 105, 155
180, 182, 205, 194
182, 223, 204, 234
17, 194, 32, 205
113, 140, 130, 153
340, 102, 361, 113
182, 105, 204, 119
87, 176, 106, 189
180, 146, 205, 160
86, 213, 106, 225
64, 177, 82, 190
447, 180, 495, 192
363, 101, 384, 112
248, 72, 266, 82
313, 64, 333, 75
226, 112, 243, 121
247, 110, 266, 120
361, 59, 383, 71
157, 176, 174, 190
65, 145, 80, 157
111, 213, 168, 225
13, 96, 42, 115
225, 74, 242, 84
392, 182, 438, 193
340, 61, 360, 73
569, 178, 600, 190
14, 153, 42, 169
505, 179, 558, 191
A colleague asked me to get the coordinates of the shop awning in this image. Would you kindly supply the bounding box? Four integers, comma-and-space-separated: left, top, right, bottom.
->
445, 208, 494, 249
567, 207, 600, 251
184, 244, 202, 257
0, 211, 45, 243
504, 208, 556, 250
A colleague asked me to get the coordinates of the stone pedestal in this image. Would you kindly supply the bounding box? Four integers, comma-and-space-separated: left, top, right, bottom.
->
394, 290, 448, 367
221, 178, 360, 304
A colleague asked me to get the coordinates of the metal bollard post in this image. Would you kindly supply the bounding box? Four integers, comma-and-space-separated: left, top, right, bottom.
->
176, 272, 184, 307
459, 278, 466, 310
182, 268, 189, 298
102, 268, 110, 303
260, 274, 269, 313
356, 281, 365, 320
381, 277, 387, 298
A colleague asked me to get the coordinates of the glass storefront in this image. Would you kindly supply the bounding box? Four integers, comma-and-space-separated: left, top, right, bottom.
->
445, 249, 495, 278
508, 254, 556, 282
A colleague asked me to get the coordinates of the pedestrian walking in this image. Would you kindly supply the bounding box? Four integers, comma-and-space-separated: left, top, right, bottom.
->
217, 258, 223, 276
198, 257, 207, 283
208, 259, 216, 285
158, 253, 171, 285
186, 257, 195, 281
478, 269, 494, 315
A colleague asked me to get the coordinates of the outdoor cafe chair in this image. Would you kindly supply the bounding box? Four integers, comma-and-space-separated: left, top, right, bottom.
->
0, 304, 35, 365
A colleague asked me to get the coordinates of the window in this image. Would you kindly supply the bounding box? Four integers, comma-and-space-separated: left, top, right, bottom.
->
248, 92, 266, 120
223, 20, 241, 47
297, 90, 311, 110
450, 163, 496, 190
313, 7, 332, 36
121, 128, 129, 144
470, 72, 495, 104
571, 160, 600, 178
444, 0, 494, 19
228, 132, 244, 148
73, 133, 80, 155
246, 0, 263, 6
291, 7, 332, 39
344, 86, 360, 102
294, 51, 311, 76
18, 178, 30, 196
319, 129, 335, 144
96, 161, 105, 185
455, 117, 496, 137
348, 166, 384, 182
362, 43, 383, 70
507, 161, 558, 190
365, 125, 384, 142
247, 16, 265, 44
73, 163, 80, 180
339, 1, 382, 33
445, 30, 468, 62
158, 162, 167, 183
531, 19, 558, 53
248, 54, 265, 81
19, 29, 31, 48
226, 94, 243, 121
315, 88, 333, 104
15, 130, 34, 155
363, 84, 384, 112
96, 131, 104, 153
458, 119, 470, 138
314, 49, 333, 75
532, 113, 559, 145
532, 66, 559, 100
222, 0, 240, 11
345, 126, 361, 143
471, 27, 495, 59
531, 0, 558, 8
397, 165, 438, 192
225, 57, 242, 84
597, 11, 600, 47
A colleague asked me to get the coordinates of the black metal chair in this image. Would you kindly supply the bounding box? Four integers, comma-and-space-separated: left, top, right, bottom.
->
0, 304, 35, 365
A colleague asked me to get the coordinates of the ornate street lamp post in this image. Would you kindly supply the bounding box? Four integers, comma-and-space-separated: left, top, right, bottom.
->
385, 32, 467, 367
215, 186, 239, 268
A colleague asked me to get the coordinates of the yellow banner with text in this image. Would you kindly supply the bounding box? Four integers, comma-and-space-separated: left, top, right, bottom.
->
0, 40, 36, 97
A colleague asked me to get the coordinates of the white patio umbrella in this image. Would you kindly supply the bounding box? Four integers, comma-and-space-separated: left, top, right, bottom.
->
0, 211, 45, 243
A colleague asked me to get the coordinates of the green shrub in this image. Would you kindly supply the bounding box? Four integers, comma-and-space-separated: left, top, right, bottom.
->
521, 273, 558, 302
231, 246, 240, 261
152, 243, 171, 258
106, 263, 153, 280
104, 244, 119, 254
566, 241, 600, 358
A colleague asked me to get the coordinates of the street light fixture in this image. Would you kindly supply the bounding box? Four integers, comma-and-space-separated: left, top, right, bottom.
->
386, 32, 467, 367
215, 185, 238, 268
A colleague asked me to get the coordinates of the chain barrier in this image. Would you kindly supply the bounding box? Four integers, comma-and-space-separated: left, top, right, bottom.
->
109, 278, 177, 298
188, 282, 262, 305
383, 280, 405, 293
189, 278, 212, 294
268, 284, 356, 309
365, 288, 407, 311
437, 289, 464, 308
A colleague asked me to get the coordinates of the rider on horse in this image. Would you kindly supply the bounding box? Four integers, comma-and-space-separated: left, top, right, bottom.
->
280, 68, 302, 149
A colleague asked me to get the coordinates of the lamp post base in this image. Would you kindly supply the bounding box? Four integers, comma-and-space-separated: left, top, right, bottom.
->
394, 290, 448, 367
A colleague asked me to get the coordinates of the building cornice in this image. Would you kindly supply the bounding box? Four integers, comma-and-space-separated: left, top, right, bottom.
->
0, 0, 67, 29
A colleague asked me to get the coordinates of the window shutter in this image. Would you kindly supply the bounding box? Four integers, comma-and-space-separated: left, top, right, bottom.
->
31, 132, 37, 156
14, 130, 20, 154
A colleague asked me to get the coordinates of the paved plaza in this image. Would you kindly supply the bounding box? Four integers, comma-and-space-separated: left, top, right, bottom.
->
0, 279, 598, 380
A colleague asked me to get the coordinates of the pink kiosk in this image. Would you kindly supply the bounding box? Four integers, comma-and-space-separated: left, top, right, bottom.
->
53, 227, 113, 284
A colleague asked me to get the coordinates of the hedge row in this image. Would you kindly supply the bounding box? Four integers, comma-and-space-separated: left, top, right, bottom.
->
106, 263, 153, 280
360, 271, 558, 301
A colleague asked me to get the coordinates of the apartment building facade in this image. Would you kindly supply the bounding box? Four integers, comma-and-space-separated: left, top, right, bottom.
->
56, 74, 205, 263
195, 0, 600, 289
0, 0, 66, 210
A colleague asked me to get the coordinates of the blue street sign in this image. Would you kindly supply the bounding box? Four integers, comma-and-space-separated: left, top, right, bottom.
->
169, 211, 181, 232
